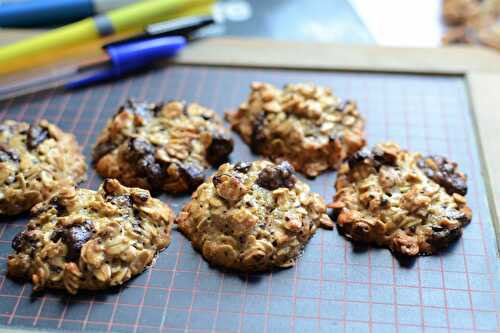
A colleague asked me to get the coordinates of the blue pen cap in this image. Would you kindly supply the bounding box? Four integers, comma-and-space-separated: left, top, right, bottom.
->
106, 35, 186, 75
65, 36, 186, 89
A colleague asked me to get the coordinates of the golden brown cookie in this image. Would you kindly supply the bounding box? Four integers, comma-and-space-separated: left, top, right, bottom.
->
7, 179, 174, 294
226, 82, 366, 177
330, 143, 472, 256
0, 120, 86, 215
176, 160, 332, 272
93, 99, 234, 194
442, 0, 500, 50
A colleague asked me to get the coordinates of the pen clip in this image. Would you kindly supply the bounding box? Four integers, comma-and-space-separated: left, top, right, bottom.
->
65, 35, 186, 90
103, 15, 214, 48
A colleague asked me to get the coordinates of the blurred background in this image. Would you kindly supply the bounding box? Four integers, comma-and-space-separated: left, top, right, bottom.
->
0, 0, 496, 48
0, 0, 497, 98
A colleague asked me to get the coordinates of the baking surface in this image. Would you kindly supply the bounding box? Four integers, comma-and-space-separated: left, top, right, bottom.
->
0, 65, 498, 332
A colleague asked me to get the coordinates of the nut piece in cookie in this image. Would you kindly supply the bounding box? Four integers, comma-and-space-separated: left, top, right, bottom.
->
226, 82, 366, 177
176, 160, 333, 272
93, 99, 234, 194
0, 120, 87, 215
7, 179, 174, 294
331, 142, 472, 256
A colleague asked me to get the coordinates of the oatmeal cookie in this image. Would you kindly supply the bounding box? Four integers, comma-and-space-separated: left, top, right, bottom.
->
7, 179, 174, 294
442, 0, 500, 50
226, 82, 366, 177
330, 143, 472, 256
176, 160, 332, 272
93, 99, 234, 194
0, 120, 86, 215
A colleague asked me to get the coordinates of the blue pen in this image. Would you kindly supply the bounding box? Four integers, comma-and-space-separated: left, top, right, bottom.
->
0, 0, 139, 27
0, 36, 186, 100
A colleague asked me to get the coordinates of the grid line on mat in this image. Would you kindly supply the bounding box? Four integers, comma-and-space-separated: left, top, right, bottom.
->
0, 65, 498, 333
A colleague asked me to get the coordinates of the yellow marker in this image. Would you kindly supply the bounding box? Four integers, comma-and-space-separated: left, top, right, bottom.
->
0, 0, 214, 73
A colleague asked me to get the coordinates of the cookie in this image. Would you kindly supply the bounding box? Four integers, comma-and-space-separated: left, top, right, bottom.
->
442, 0, 500, 51
176, 160, 332, 272
226, 82, 366, 177
93, 99, 234, 194
330, 143, 472, 256
7, 179, 174, 294
0, 120, 86, 215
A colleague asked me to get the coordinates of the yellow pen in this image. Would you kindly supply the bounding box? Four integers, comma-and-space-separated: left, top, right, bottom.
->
0, 0, 214, 73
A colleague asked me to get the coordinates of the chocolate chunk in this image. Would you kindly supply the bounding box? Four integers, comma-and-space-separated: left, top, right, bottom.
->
107, 194, 132, 207
52, 221, 94, 261
26, 125, 49, 150
49, 195, 68, 215
92, 141, 117, 161
234, 161, 252, 173
212, 174, 223, 187
206, 133, 234, 165
0, 145, 19, 163
445, 209, 471, 225
12, 231, 37, 254
117, 99, 162, 119
178, 163, 205, 190
256, 161, 296, 190
126, 138, 155, 161
417, 155, 467, 195
124, 138, 164, 185
372, 146, 397, 166
137, 155, 164, 185
428, 224, 462, 248
11, 232, 24, 252
249, 113, 267, 153
347, 148, 372, 169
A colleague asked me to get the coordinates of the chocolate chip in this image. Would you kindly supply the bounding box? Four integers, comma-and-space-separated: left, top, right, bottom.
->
445, 209, 470, 225
26, 125, 49, 150
206, 133, 234, 165
117, 99, 162, 119
12, 231, 37, 254
372, 146, 397, 166
256, 161, 296, 191
92, 140, 117, 161
50, 196, 68, 215
347, 148, 372, 169
107, 194, 132, 207
178, 163, 204, 190
330, 207, 342, 221
12, 232, 24, 252
249, 113, 267, 153
212, 174, 222, 187
417, 155, 467, 195
52, 221, 94, 261
234, 162, 252, 173
137, 155, 164, 185
0, 145, 19, 163
126, 138, 155, 161
428, 224, 462, 248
